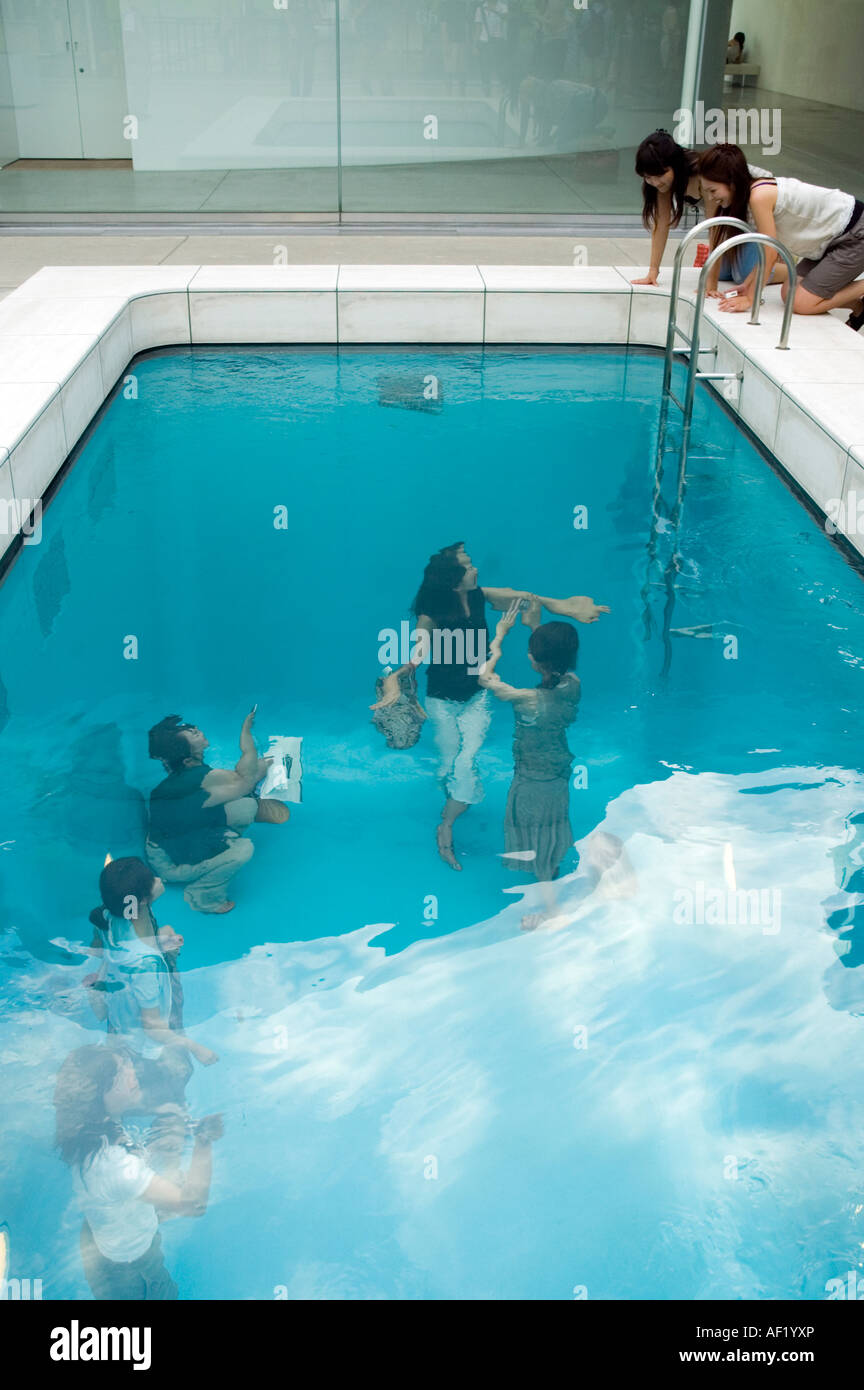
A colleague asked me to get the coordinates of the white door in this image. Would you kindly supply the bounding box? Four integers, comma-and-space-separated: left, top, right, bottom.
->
0, 0, 128, 158
68, 0, 129, 157
2, 0, 82, 157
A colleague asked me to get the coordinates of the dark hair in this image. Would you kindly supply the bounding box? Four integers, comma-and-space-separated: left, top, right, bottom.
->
412, 543, 468, 623
148, 714, 194, 771
635, 130, 699, 229
54, 1045, 127, 1168
529, 621, 579, 688
90, 856, 157, 927
698, 144, 763, 255
733, 32, 745, 45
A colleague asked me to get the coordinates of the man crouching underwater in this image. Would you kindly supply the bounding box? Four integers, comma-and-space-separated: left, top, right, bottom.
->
146, 707, 289, 915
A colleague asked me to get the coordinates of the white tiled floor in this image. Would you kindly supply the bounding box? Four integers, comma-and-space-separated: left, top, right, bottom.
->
0, 234, 665, 294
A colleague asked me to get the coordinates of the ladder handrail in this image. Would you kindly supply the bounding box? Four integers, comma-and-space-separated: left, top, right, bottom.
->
662, 216, 754, 397
682, 232, 799, 427
722, 231, 798, 345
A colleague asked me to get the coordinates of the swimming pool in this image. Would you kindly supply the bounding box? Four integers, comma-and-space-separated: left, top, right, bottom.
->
2, 344, 864, 1299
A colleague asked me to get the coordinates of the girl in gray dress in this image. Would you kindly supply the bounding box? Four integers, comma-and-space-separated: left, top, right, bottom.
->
481, 606, 581, 925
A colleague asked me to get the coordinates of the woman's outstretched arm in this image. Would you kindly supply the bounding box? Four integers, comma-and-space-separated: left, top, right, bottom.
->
479, 602, 537, 703
482, 589, 609, 624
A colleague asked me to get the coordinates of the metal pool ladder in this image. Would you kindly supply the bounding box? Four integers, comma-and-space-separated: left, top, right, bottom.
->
662, 217, 798, 449
641, 219, 798, 676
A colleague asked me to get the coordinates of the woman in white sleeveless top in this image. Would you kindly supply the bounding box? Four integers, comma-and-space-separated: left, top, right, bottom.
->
699, 143, 864, 330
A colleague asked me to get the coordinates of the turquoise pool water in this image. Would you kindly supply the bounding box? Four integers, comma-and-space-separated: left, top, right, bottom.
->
2, 345, 864, 1300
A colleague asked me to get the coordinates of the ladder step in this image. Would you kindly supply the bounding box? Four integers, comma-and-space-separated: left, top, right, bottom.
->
672, 327, 715, 356
695, 370, 741, 381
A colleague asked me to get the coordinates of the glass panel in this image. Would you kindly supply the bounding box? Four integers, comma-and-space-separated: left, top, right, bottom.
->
0, 7, 19, 166
0, 0, 340, 215
338, 0, 693, 216
0, 1, 862, 218
117, 0, 340, 214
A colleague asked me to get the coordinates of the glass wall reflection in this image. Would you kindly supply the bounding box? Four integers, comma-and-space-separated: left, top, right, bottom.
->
118, 0, 340, 213
0, 2, 862, 218
0, 0, 341, 215
339, 0, 689, 214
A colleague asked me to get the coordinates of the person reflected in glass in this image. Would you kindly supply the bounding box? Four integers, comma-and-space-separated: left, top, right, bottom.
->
475, 0, 509, 95
285, 0, 322, 97
533, 0, 571, 80
661, 1, 684, 72
726, 30, 746, 64
352, 0, 398, 96
442, 0, 472, 95
54, 1044, 223, 1301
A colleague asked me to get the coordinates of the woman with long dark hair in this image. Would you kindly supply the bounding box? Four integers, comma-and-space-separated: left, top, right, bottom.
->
632, 129, 774, 288
699, 144, 864, 329
373, 544, 609, 870
409, 545, 493, 869
632, 130, 702, 286
54, 1044, 222, 1300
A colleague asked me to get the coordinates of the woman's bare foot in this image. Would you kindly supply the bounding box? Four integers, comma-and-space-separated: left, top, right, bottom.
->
255, 798, 291, 824
436, 823, 461, 871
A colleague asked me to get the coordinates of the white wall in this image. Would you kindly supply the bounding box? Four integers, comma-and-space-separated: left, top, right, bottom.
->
731, 0, 864, 113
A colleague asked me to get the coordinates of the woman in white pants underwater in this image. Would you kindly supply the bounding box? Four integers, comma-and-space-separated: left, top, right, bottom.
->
374, 541, 609, 870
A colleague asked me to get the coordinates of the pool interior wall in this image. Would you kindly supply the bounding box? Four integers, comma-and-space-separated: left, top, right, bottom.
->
1, 345, 864, 1300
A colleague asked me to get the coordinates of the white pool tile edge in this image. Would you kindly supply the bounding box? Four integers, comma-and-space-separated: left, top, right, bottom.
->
1, 264, 863, 565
